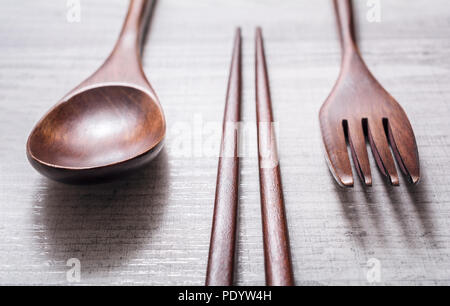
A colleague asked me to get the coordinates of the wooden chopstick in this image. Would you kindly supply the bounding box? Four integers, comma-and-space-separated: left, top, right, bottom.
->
255, 27, 295, 286
206, 28, 242, 286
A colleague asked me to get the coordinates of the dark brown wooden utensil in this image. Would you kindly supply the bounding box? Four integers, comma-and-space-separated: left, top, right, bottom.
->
205, 28, 242, 286
27, 0, 165, 184
319, 0, 420, 187
255, 28, 294, 286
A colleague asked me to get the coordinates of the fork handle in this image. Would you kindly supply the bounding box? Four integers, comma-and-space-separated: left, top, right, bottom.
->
334, 0, 358, 53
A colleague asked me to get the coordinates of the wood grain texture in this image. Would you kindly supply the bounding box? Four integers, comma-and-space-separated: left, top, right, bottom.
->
319, 0, 420, 188
255, 28, 294, 286
27, 0, 166, 183
205, 28, 241, 286
1, 0, 450, 285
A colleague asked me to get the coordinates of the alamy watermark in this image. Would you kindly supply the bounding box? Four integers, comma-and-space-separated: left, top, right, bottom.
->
168, 115, 280, 168
366, 0, 381, 23
66, 0, 81, 23
366, 258, 382, 284
66, 258, 81, 283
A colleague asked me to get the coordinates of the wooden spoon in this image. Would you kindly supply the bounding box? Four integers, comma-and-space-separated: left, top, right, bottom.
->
27, 0, 166, 184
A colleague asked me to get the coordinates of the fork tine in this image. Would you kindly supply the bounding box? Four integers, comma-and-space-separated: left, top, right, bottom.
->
386, 118, 420, 184
320, 118, 354, 187
347, 119, 372, 186
367, 118, 399, 186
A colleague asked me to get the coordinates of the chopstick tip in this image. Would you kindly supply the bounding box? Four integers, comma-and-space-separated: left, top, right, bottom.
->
235, 27, 242, 40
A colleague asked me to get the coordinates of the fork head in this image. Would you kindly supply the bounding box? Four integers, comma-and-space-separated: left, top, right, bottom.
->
319, 52, 420, 187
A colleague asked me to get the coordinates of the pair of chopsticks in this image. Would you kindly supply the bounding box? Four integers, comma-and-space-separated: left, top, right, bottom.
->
205, 28, 294, 286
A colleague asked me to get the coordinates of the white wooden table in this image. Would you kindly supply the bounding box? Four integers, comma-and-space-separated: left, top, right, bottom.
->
1, 0, 449, 285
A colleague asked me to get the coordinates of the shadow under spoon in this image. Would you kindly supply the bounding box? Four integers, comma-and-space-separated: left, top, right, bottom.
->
27, 0, 166, 184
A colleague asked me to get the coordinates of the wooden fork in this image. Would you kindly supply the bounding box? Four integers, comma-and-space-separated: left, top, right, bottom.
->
319, 0, 420, 187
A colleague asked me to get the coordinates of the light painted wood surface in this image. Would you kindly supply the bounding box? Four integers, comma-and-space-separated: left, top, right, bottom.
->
1, 0, 450, 285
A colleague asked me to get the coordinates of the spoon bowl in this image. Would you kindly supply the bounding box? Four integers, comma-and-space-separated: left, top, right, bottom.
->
27, 85, 165, 183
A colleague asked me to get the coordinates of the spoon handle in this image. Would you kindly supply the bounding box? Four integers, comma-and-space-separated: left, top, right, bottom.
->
113, 0, 155, 58
255, 28, 294, 286
69, 0, 157, 96
206, 29, 242, 286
